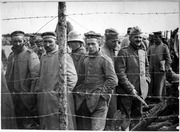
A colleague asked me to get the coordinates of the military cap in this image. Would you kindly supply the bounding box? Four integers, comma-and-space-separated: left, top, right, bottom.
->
41, 31, 57, 39
149, 33, 154, 36
153, 31, 162, 37
105, 28, 119, 40
129, 26, 143, 36
84, 31, 101, 39
11, 30, 25, 37
127, 27, 132, 31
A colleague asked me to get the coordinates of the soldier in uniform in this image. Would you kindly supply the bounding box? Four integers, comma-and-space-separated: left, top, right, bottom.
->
115, 27, 150, 130
29, 34, 39, 53
101, 28, 119, 63
147, 31, 172, 100
74, 31, 118, 130
34, 35, 46, 59
67, 30, 86, 71
5, 31, 40, 129
101, 28, 119, 129
36, 32, 78, 130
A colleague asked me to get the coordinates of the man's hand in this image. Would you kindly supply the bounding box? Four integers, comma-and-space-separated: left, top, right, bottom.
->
130, 88, 138, 96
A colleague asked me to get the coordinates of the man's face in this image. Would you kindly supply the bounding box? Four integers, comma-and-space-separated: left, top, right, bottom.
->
86, 38, 99, 55
43, 37, 56, 53
130, 34, 143, 46
11, 35, 25, 52
106, 39, 119, 49
153, 35, 161, 44
35, 41, 44, 52
68, 41, 81, 51
149, 35, 154, 43
29, 36, 36, 46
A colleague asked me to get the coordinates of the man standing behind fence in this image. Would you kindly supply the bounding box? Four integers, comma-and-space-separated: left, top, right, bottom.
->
101, 28, 119, 129
36, 32, 78, 130
147, 31, 172, 101
5, 31, 40, 129
74, 31, 118, 130
115, 27, 150, 130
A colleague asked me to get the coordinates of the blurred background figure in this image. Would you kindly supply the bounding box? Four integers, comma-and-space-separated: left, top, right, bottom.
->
147, 31, 172, 101
34, 35, 46, 59
1, 69, 17, 129
67, 30, 86, 71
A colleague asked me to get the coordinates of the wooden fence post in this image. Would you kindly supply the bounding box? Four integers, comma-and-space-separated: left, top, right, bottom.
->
56, 2, 68, 130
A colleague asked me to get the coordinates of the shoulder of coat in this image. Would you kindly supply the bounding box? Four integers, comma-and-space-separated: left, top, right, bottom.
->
26, 49, 34, 54
100, 53, 112, 62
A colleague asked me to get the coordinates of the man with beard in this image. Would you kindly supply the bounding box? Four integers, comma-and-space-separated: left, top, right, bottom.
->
37, 32, 78, 130
115, 27, 150, 130
5, 31, 40, 129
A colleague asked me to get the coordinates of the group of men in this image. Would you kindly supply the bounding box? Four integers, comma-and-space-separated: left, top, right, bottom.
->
2, 25, 172, 130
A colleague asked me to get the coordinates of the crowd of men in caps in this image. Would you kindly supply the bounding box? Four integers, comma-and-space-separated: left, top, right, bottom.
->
1, 23, 179, 130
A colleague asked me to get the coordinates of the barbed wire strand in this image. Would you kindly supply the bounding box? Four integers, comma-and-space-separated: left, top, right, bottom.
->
36, 16, 58, 33
1, 89, 178, 100
2, 11, 179, 21
67, 16, 90, 31
1, 68, 178, 83
1, 110, 178, 121
1, 50, 178, 71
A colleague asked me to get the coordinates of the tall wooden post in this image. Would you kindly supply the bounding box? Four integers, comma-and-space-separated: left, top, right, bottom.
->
56, 2, 68, 130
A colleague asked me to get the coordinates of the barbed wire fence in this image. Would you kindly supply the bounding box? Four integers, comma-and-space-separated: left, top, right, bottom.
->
1, 7, 179, 130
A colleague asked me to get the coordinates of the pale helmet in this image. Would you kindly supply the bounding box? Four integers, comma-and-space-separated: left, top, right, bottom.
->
67, 30, 84, 43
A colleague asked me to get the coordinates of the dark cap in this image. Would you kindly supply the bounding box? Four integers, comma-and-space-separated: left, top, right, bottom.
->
127, 27, 132, 32
129, 26, 143, 36
153, 31, 162, 37
11, 30, 25, 37
84, 31, 101, 39
105, 28, 119, 40
41, 32, 56, 39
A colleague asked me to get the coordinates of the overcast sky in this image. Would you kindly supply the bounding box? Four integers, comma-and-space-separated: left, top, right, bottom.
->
1, 1, 179, 35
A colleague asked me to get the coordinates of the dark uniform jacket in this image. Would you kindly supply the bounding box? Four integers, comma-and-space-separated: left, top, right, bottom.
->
74, 51, 118, 112
115, 43, 150, 99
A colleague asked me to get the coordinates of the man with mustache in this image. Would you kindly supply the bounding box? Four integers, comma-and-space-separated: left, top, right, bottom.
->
37, 31, 78, 130
5, 31, 40, 129
115, 27, 150, 130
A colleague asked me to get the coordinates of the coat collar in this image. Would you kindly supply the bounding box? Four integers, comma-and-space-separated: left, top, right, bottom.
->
129, 42, 145, 51
46, 45, 58, 56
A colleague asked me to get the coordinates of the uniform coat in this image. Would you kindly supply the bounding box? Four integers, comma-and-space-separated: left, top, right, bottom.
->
37, 45, 78, 130
115, 43, 150, 125
147, 42, 172, 97
115, 43, 150, 99
5, 46, 40, 129
100, 44, 118, 128
74, 51, 118, 130
71, 46, 86, 71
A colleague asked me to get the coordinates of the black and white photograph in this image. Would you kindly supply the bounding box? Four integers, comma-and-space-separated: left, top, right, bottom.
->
1, 0, 179, 131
